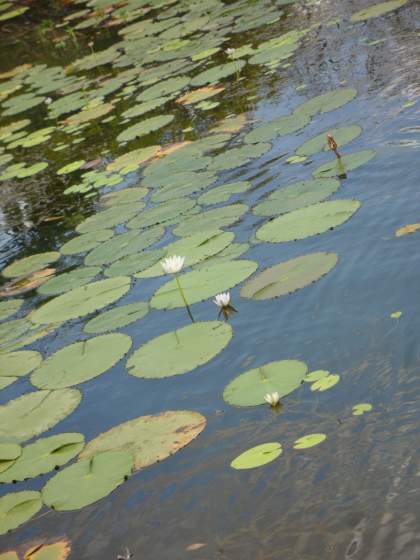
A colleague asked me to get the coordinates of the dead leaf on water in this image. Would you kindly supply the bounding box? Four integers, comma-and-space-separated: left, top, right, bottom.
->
186, 543, 207, 551
395, 223, 420, 237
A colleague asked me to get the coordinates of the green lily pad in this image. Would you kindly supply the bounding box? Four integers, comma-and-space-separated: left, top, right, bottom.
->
22, 540, 71, 560
121, 97, 170, 120
198, 181, 251, 206
0, 443, 21, 474
240, 252, 338, 299
0, 552, 18, 560
173, 204, 248, 237
0, 350, 42, 377
84, 227, 164, 266
83, 302, 149, 334
127, 321, 232, 379
0, 491, 42, 535
293, 433, 326, 449
351, 0, 407, 21
30, 277, 131, 325
42, 450, 133, 511
136, 76, 190, 103
0, 319, 60, 353
2, 93, 45, 116
256, 200, 361, 243
60, 230, 114, 256
101, 187, 148, 206
0, 378, 16, 391
190, 60, 246, 86
296, 125, 362, 157
76, 203, 144, 234
57, 160, 86, 176
194, 242, 250, 269
31, 333, 132, 389
231, 442, 282, 470
223, 360, 308, 407
127, 197, 197, 230
304, 370, 329, 382
37, 267, 100, 296
298, 88, 357, 118
208, 143, 271, 172
151, 259, 257, 310
253, 178, 341, 217
0, 299, 23, 321
244, 111, 310, 144
2, 252, 60, 279
313, 150, 376, 178
0, 389, 81, 443
137, 230, 234, 278
105, 248, 166, 278
352, 403, 373, 415
150, 171, 217, 203
0, 433, 85, 483
390, 311, 402, 319
79, 410, 206, 470
106, 146, 159, 174
310, 374, 340, 392
117, 114, 175, 143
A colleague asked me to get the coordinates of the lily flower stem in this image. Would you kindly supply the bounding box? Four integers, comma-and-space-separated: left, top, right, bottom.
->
175, 275, 194, 323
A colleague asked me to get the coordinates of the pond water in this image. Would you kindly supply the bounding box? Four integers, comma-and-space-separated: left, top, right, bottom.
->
0, 0, 419, 558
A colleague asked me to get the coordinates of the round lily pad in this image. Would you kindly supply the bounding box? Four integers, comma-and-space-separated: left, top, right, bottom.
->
0, 378, 16, 391
30, 277, 131, 325
76, 203, 144, 234
310, 374, 340, 392
0, 491, 42, 535
253, 178, 341, 217
101, 187, 148, 206
352, 403, 372, 415
0, 433, 85, 483
293, 433, 326, 449
31, 333, 132, 389
150, 171, 217, 203
244, 112, 310, 144
127, 321, 232, 379
0, 552, 17, 560
298, 88, 357, 118
0, 299, 23, 321
296, 125, 362, 157
0, 443, 21, 474
117, 114, 175, 143
240, 252, 338, 299
105, 248, 166, 278
198, 181, 251, 206
256, 200, 361, 243
126, 197, 197, 230
0, 389, 81, 443
83, 302, 149, 334
231, 442, 282, 470
79, 410, 207, 470
151, 260, 257, 310
313, 150, 376, 178
0, 350, 42, 377
223, 360, 308, 407
2, 252, 60, 279
304, 370, 329, 382
173, 204, 248, 237
351, 0, 407, 21
42, 450, 133, 511
60, 230, 114, 256
37, 267, 100, 296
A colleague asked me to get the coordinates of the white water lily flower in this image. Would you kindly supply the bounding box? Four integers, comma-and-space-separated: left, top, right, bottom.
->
264, 392, 280, 407
160, 255, 185, 274
213, 292, 231, 308
225, 47, 236, 56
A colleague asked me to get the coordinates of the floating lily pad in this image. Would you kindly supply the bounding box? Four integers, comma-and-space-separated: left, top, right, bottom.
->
231, 442, 282, 470
42, 450, 133, 511
313, 150, 376, 178
0, 378, 16, 391
253, 178, 341, 216
208, 143, 271, 172
117, 114, 175, 143
106, 146, 159, 173
127, 321, 232, 379
190, 60, 245, 86
83, 302, 149, 334
223, 360, 308, 407
150, 171, 217, 202
37, 267, 100, 296
296, 125, 362, 156
351, 0, 407, 21
105, 248, 166, 278
0, 443, 21, 474
30, 277, 130, 325
0, 552, 17, 560
23, 540, 71, 560
127, 197, 197, 229
240, 252, 338, 299
293, 433, 326, 449
57, 160, 85, 176
177, 85, 224, 105
0, 299, 23, 322
136, 76, 190, 103
101, 188, 148, 206
310, 374, 340, 392
0, 350, 42, 378
298, 88, 357, 118
151, 260, 257, 309
0, 491, 42, 535
244, 111, 310, 144
137, 230, 234, 278
0, 433, 85, 483
76, 203, 144, 234
198, 181, 251, 206
0, 319, 59, 353
121, 98, 170, 120
31, 333, 132, 389
0, 389, 81, 443
395, 223, 420, 237
390, 311, 402, 319
60, 230, 114, 256
0, 268, 55, 297
79, 410, 206, 470
352, 403, 373, 415
304, 370, 329, 382
2, 252, 60, 279
256, 200, 361, 243
173, 204, 248, 237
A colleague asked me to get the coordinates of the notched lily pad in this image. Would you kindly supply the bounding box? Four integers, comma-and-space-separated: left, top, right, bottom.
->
2, 252, 60, 279
0, 491, 42, 534
293, 433, 326, 449
231, 442, 282, 470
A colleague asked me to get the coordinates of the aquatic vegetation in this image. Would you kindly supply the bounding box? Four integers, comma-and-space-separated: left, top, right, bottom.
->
293, 433, 326, 449
231, 442, 283, 470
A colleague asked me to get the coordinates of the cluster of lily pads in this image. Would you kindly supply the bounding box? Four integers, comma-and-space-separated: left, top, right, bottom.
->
0, 0, 408, 539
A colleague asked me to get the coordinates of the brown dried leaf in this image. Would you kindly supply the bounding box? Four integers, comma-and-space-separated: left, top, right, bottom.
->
24, 539, 71, 560
395, 223, 420, 237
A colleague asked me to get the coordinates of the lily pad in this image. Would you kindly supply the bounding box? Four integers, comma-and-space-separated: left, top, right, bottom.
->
57, 160, 85, 176
117, 114, 175, 143
0, 491, 42, 535
293, 433, 326, 449
42, 450, 133, 511
2, 252, 60, 279
0, 350, 42, 377
244, 111, 310, 144
190, 60, 246, 86
127, 197, 197, 230
106, 146, 160, 173
351, 0, 407, 21
298, 88, 357, 118
151, 260, 257, 309
198, 181, 251, 206
313, 150, 376, 178
23, 540, 71, 560
173, 204, 248, 237
253, 178, 341, 216
240, 252, 338, 299
37, 267, 100, 296
256, 200, 361, 243
0, 433, 85, 483
30, 277, 130, 325
105, 248, 166, 278
0, 299, 23, 321
31, 333, 132, 389
76, 203, 144, 234
0, 443, 21, 474
150, 171, 217, 202
296, 125, 362, 156
0, 378, 16, 390
136, 76, 190, 103
79, 410, 206, 470
60, 230, 114, 256
352, 403, 373, 415
231, 442, 282, 470
101, 188, 148, 206
83, 302, 149, 334
0, 389, 81, 443
310, 374, 340, 392
223, 360, 308, 407
127, 321, 232, 378
304, 370, 329, 382
395, 223, 420, 237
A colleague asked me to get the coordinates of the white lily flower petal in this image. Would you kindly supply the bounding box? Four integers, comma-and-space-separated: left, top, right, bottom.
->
160, 255, 185, 274
213, 292, 231, 308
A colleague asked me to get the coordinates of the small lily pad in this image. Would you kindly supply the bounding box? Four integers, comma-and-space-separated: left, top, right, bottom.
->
304, 370, 329, 382
395, 223, 420, 237
117, 114, 175, 143
23, 540, 71, 560
390, 311, 402, 319
352, 403, 373, 416
83, 302, 149, 334
313, 150, 376, 178
0, 491, 42, 534
296, 125, 362, 157
0, 350, 42, 377
293, 433, 326, 449
310, 374, 340, 392
231, 442, 282, 470
2, 252, 60, 279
